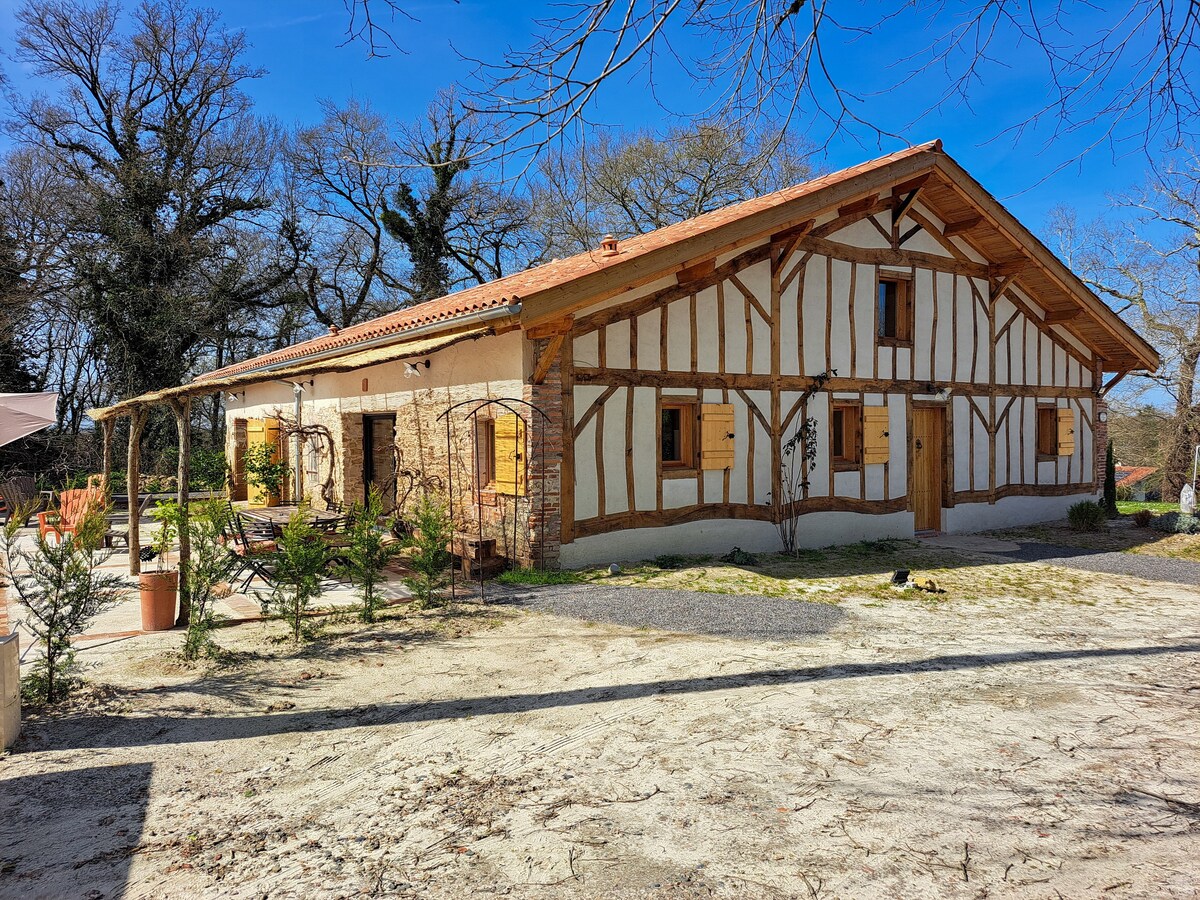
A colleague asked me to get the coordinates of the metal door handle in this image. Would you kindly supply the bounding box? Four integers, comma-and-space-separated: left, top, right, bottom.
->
915, 439, 923, 450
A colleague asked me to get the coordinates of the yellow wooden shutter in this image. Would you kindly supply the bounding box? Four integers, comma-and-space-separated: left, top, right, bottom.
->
862, 406, 890, 464
493, 414, 526, 495
699, 404, 735, 470
1056, 408, 1075, 456
246, 417, 280, 451
245, 418, 281, 505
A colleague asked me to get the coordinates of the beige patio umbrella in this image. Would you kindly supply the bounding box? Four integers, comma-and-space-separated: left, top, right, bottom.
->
0, 392, 57, 448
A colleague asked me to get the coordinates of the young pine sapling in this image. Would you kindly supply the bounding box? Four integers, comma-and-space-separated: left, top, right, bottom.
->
0, 503, 127, 704
402, 494, 451, 609
343, 486, 402, 623
267, 509, 330, 643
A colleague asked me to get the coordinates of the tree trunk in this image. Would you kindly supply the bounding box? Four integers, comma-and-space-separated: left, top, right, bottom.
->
1163, 319, 1200, 501
172, 398, 192, 628
127, 409, 147, 576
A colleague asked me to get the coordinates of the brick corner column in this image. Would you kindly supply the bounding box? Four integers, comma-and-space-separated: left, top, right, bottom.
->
524, 337, 564, 570
1094, 397, 1109, 490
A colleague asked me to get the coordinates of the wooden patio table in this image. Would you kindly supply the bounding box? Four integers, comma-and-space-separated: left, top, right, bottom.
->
237, 506, 353, 550
237, 506, 342, 528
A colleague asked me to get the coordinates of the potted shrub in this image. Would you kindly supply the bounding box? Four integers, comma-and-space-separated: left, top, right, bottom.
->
244, 443, 290, 508
139, 499, 181, 631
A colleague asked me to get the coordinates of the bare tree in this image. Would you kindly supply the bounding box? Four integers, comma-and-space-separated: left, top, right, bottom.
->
287, 99, 407, 329
383, 91, 538, 301
345, 1, 1200, 166
530, 121, 813, 259
10, 0, 302, 399
1051, 150, 1200, 500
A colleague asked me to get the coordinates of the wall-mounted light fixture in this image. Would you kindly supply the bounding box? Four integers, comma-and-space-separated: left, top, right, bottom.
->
923, 382, 951, 399
404, 359, 431, 379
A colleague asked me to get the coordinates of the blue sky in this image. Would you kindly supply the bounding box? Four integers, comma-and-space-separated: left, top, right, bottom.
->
0, 0, 1169, 231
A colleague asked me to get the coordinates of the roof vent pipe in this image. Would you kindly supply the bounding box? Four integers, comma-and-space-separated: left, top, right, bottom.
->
600, 234, 619, 257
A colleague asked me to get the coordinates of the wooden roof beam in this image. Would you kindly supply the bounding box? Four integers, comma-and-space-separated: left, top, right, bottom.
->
1043, 308, 1081, 324
1101, 371, 1128, 396
891, 174, 930, 226
837, 194, 880, 217
989, 260, 1027, 278
942, 215, 982, 237
675, 258, 716, 287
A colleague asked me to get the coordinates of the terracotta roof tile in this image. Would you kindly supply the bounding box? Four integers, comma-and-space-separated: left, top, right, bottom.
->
200, 141, 942, 381
1114, 465, 1159, 487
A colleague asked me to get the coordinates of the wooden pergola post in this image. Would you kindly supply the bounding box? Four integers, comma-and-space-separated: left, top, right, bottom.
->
127, 407, 148, 576
170, 397, 192, 628
100, 418, 116, 493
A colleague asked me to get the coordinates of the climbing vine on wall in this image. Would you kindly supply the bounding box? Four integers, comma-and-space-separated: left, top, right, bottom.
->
774, 370, 834, 554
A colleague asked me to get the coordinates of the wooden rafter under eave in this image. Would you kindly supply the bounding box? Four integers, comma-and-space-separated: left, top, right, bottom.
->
927, 157, 1160, 372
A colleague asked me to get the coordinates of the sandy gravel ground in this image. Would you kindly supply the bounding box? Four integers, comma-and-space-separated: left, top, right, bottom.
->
2, 571, 1199, 899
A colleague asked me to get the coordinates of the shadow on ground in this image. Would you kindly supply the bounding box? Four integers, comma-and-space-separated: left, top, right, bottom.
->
0, 761, 152, 897
20, 642, 1200, 753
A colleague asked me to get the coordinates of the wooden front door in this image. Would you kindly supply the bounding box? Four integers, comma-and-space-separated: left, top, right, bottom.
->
910, 407, 945, 532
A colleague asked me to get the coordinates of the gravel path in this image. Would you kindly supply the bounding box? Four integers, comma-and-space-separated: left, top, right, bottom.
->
493, 583, 846, 640
990, 541, 1200, 586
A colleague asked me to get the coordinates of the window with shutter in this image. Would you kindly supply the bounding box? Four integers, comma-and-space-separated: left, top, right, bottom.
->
1056, 408, 1075, 456
492, 413, 526, 495
699, 404, 735, 470
660, 402, 697, 470
831, 403, 862, 470
862, 406, 890, 465
1036, 406, 1056, 458
877, 275, 913, 345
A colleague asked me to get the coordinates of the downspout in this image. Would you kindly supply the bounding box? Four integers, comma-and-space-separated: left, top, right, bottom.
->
293, 382, 304, 503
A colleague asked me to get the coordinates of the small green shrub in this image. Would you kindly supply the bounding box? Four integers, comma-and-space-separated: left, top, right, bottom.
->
0, 504, 126, 704
148, 499, 182, 566
652, 554, 688, 570
1151, 512, 1200, 534
182, 500, 238, 661
719, 547, 758, 566
1067, 501, 1107, 532
1103, 440, 1118, 518
1131, 509, 1154, 528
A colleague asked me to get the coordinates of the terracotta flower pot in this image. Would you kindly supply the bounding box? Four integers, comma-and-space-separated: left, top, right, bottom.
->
138, 571, 178, 632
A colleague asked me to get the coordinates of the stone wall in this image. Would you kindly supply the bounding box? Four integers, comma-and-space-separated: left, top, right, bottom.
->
225, 331, 566, 568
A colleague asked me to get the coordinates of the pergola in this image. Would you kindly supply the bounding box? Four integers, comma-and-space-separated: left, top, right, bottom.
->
86, 327, 490, 624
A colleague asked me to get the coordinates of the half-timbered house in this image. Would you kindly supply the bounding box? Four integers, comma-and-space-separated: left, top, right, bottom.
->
98, 141, 1157, 568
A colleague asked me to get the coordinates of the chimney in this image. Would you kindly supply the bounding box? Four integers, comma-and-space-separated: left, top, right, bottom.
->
600, 234, 619, 257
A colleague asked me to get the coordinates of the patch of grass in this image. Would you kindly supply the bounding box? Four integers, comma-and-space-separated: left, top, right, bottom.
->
495, 567, 583, 586
1117, 500, 1175, 515
574, 536, 1147, 608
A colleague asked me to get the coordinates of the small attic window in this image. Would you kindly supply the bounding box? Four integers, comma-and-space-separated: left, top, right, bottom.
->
878, 274, 913, 345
